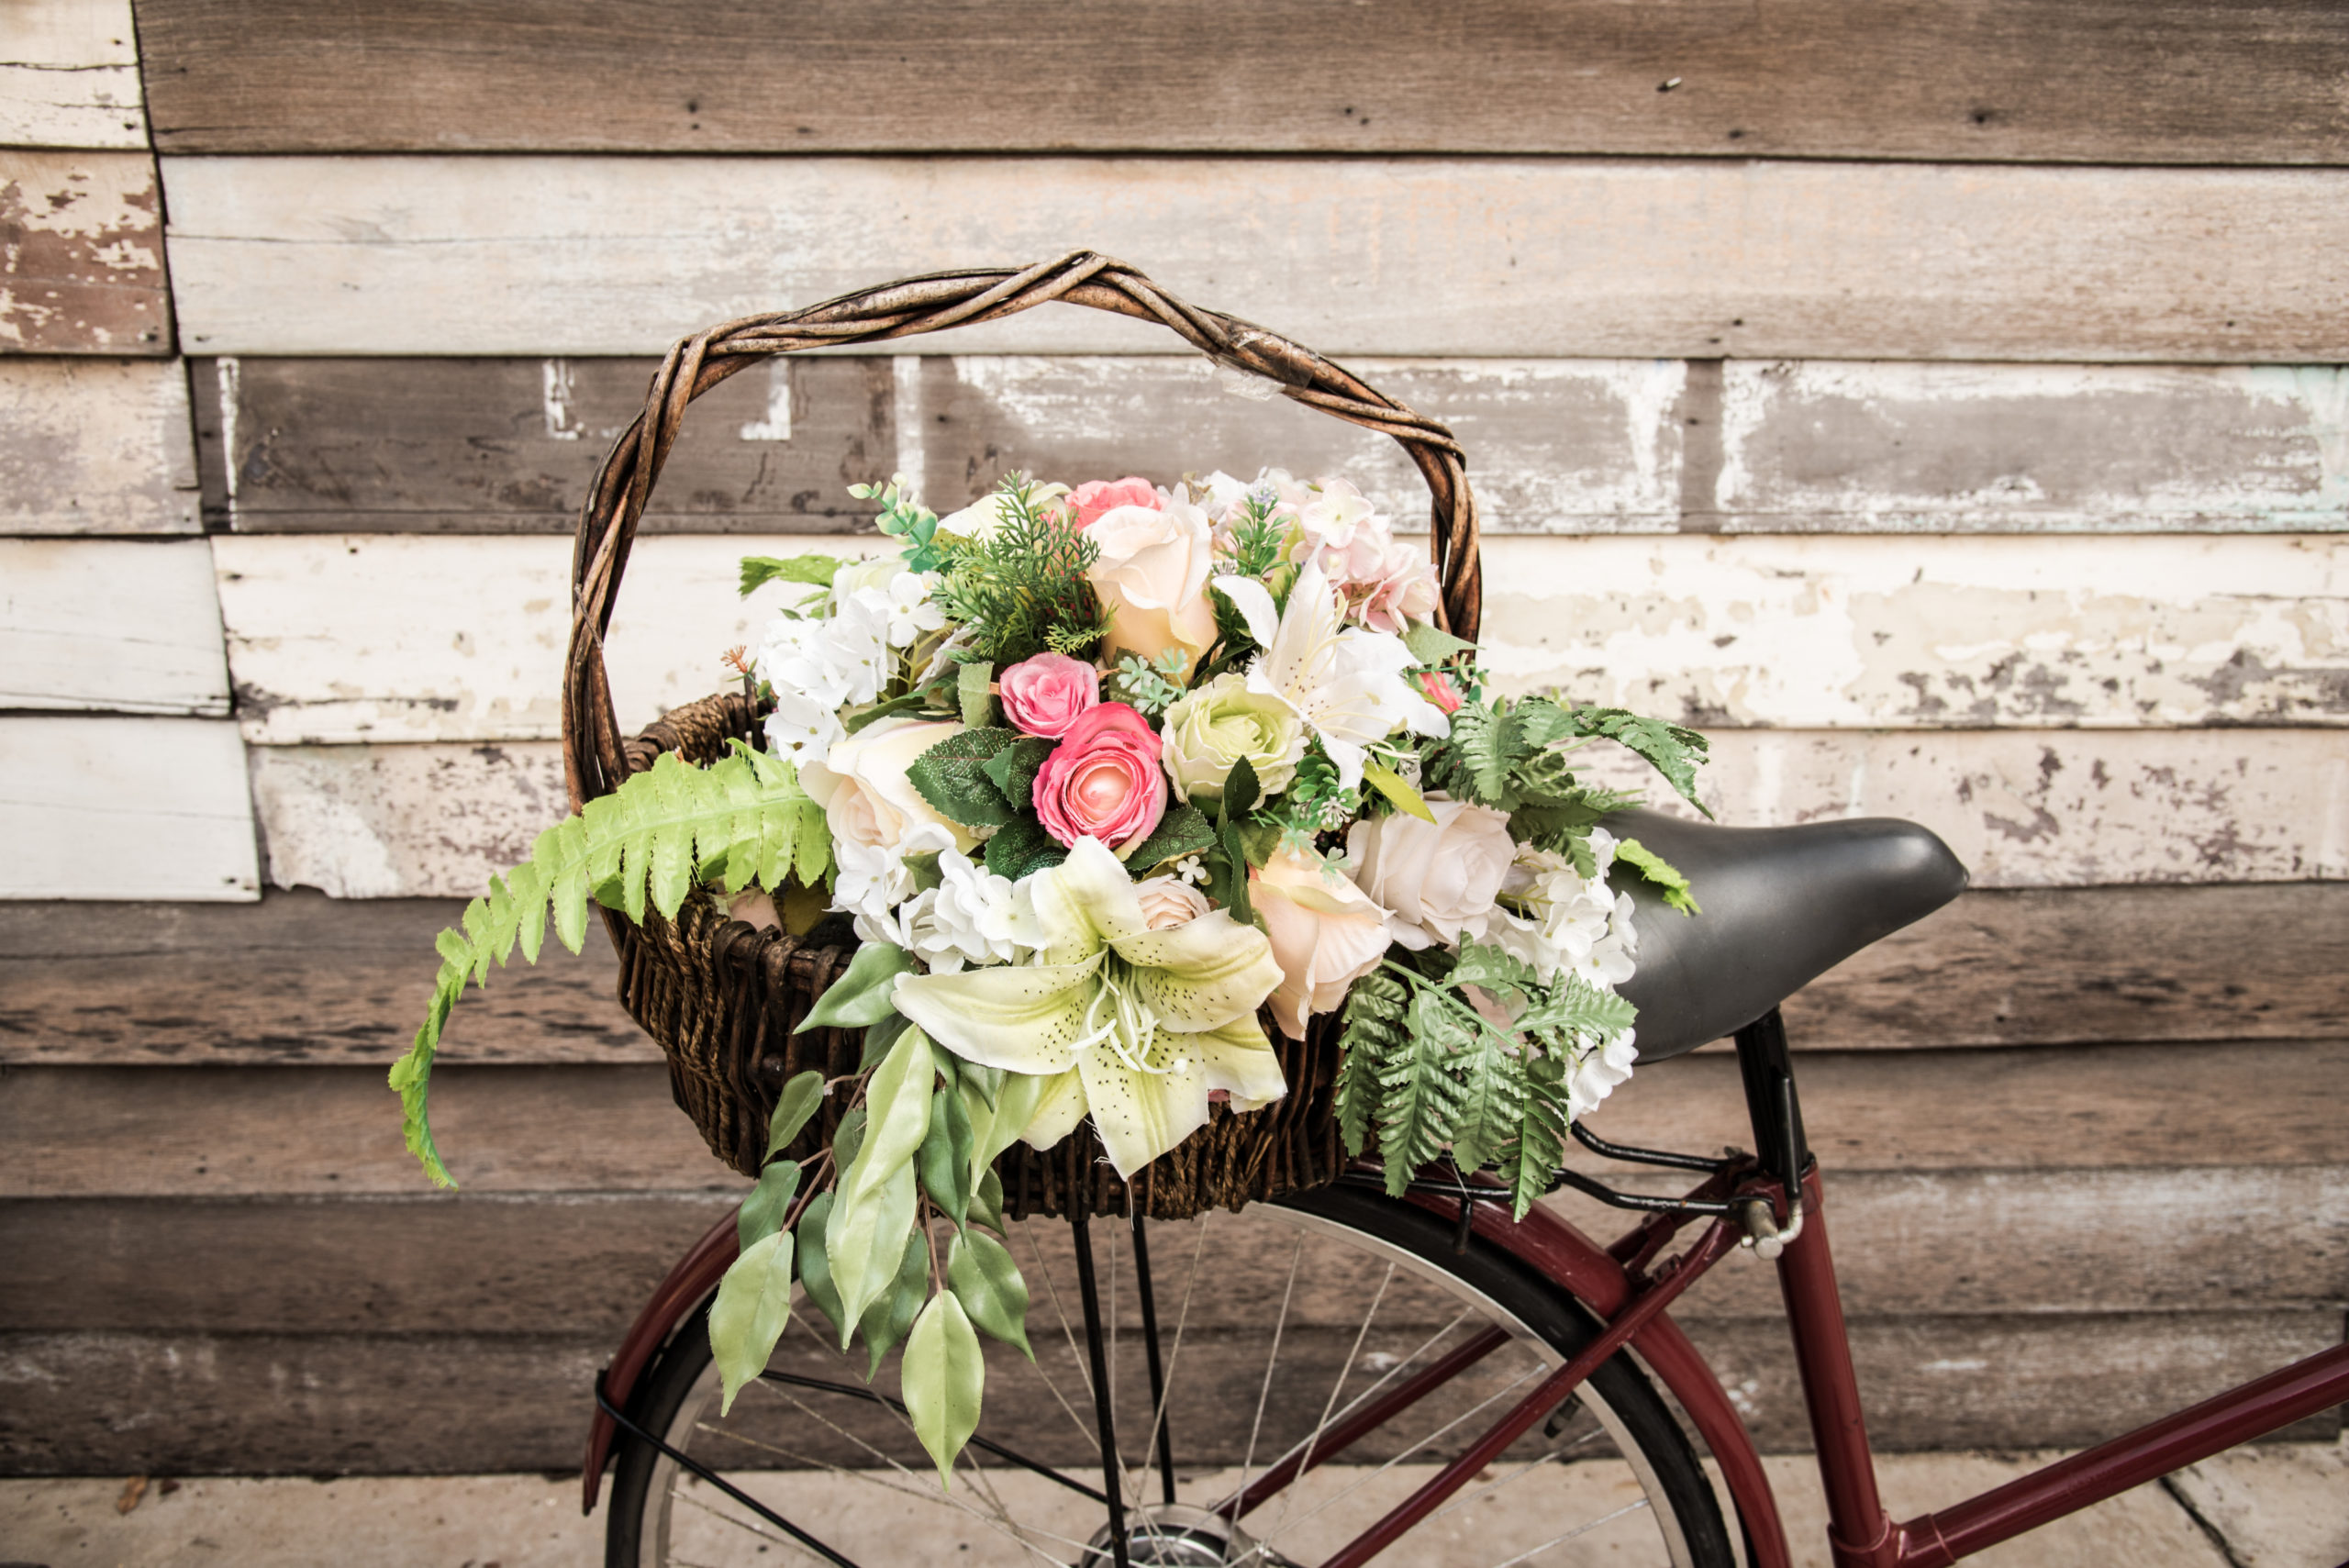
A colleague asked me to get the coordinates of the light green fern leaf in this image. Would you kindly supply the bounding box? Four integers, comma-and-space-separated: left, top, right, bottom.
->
389, 746, 826, 1189
1496, 1054, 1574, 1219
1375, 988, 1471, 1195
1333, 969, 1408, 1156
1448, 1022, 1528, 1173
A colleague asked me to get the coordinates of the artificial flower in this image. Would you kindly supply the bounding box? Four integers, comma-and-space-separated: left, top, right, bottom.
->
830, 822, 957, 947
1251, 845, 1394, 1040
1071, 476, 1160, 528
1031, 702, 1169, 854
997, 651, 1101, 740
891, 837, 1287, 1177
1490, 829, 1642, 989
936, 482, 1071, 543
1084, 486, 1220, 679
1213, 555, 1450, 790
1132, 875, 1210, 930
1345, 795, 1516, 950
1416, 669, 1464, 715
803, 716, 980, 853
904, 846, 1040, 972
1158, 672, 1307, 804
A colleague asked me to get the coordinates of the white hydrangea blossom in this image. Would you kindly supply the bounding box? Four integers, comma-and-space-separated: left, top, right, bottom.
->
1486, 826, 1643, 1117
829, 822, 956, 948
753, 573, 943, 767
904, 848, 1041, 973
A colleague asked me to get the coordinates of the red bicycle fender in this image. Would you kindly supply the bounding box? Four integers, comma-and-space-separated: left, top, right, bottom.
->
583, 1207, 741, 1515
1430, 1189, 1793, 1568
583, 1189, 1792, 1568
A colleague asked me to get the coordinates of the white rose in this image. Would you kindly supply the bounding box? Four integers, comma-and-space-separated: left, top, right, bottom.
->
1252, 845, 1393, 1040
936, 482, 1071, 543
831, 552, 904, 597
801, 715, 978, 853
1085, 489, 1219, 679
1345, 795, 1516, 950
1133, 875, 1211, 931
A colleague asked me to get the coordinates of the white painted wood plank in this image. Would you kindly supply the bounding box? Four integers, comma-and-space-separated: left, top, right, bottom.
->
245, 728, 2348, 896
0, 717, 258, 899
210, 532, 2349, 741
0, 357, 198, 533
0, 539, 228, 713
1713, 361, 2349, 534
0, 0, 146, 149
159, 156, 2349, 361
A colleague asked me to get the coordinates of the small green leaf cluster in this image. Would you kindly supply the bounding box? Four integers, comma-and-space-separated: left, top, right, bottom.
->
1259, 744, 1360, 851
851, 474, 949, 574
1332, 942, 1636, 1219
721, 950, 1044, 1486
1106, 649, 1188, 715
391, 744, 829, 1188
931, 475, 1110, 663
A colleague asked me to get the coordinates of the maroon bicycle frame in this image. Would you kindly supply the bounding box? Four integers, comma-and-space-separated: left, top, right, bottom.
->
584, 1009, 2349, 1567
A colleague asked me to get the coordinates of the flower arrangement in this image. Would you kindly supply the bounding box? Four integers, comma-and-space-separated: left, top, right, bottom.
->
391, 466, 1707, 1484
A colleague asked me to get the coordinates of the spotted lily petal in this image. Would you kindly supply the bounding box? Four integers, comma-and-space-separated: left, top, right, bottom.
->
1116, 911, 1285, 1033
1027, 836, 1149, 963
1078, 1027, 1211, 1180
892, 958, 1102, 1076
1185, 1014, 1291, 1113
1016, 1068, 1090, 1153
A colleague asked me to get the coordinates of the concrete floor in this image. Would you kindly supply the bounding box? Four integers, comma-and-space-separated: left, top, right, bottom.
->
2, 1443, 2342, 1566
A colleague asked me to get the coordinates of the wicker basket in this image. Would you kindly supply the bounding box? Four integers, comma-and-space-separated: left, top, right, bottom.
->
562, 253, 1483, 1221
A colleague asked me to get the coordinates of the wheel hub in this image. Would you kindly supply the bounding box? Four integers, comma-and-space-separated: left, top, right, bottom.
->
1078, 1503, 1297, 1567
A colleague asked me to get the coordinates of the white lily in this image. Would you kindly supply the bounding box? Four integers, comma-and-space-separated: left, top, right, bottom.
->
891, 837, 1288, 1178
1213, 555, 1450, 791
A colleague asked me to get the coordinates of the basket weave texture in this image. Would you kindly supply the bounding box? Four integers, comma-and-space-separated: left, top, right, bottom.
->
563, 253, 1484, 1221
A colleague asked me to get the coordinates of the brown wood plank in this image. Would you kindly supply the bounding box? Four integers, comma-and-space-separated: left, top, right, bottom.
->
6, 883, 2338, 1069
158, 156, 2349, 362
0, 150, 169, 354
203, 356, 892, 534
5, 1168, 2338, 1337
201, 356, 2349, 539
2, 1311, 2330, 1473
8, 1040, 2344, 1200
132, 1, 2349, 165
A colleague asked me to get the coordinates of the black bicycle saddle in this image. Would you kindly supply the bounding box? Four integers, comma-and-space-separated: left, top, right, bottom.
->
1604, 807, 1968, 1061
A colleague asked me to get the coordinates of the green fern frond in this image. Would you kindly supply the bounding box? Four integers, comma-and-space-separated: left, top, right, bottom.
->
1496, 1053, 1574, 1219
1375, 988, 1471, 1195
389, 745, 827, 1189
1447, 1023, 1528, 1174
1333, 969, 1408, 1156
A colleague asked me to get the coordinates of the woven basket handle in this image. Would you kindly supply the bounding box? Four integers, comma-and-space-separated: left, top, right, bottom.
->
563, 250, 1483, 810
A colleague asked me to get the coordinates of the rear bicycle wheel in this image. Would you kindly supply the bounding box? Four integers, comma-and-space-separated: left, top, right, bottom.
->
605, 1181, 1733, 1567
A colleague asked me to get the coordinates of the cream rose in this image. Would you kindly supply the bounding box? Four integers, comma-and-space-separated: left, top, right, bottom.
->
1133, 875, 1211, 930
1344, 795, 1516, 950
1160, 673, 1307, 803
936, 482, 1071, 543
1252, 846, 1394, 1040
1084, 488, 1219, 678
801, 715, 979, 854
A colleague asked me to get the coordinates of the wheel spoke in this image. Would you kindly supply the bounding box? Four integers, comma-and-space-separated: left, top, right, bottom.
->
1264, 1259, 1394, 1547
1231, 1236, 1306, 1511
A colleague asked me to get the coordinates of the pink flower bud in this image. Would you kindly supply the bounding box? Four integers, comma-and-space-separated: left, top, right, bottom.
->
997, 652, 1101, 740
1416, 670, 1464, 715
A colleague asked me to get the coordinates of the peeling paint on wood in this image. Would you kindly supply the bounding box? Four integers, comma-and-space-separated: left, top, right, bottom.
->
1574, 727, 2349, 887
0, 0, 147, 149
0, 539, 228, 714
0, 150, 169, 352
158, 156, 2349, 361
0, 717, 257, 899
205, 355, 893, 533
242, 728, 2347, 896
0, 356, 197, 533
1714, 361, 2349, 533
1476, 534, 2349, 729
210, 532, 2349, 742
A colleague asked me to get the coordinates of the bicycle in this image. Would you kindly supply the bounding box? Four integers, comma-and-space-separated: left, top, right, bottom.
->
578, 795, 2349, 1568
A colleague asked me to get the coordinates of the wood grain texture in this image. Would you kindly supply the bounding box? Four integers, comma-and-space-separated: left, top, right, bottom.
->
10, 1044, 2343, 1200
1, 883, 2340, 1070
206, 355, 2349, 539
1, 1312, 2331, 1473
202, 354, 892, 534
129, 1, 2349, 166
209, 532, 2349, 742
0, 356, 197, 533
1, 150, 168, 352
0, 0, 145, 149
0, 717, 257, 899
158, 156, 2349, 361
241, 728, 2349, 897
0, 539, 227, 713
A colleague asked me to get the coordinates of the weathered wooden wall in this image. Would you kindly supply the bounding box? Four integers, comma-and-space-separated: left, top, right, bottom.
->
2, 0, 2343, 1478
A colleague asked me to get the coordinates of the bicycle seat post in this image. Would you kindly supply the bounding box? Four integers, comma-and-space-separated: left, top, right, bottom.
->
1733, 1008, 1811, 1255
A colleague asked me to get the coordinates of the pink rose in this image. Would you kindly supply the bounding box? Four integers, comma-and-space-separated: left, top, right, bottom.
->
1416, 670, 1464, 715
1072, 476, 1161, 528
997, 651, 1100, 739
1031, 702, 1169, 854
